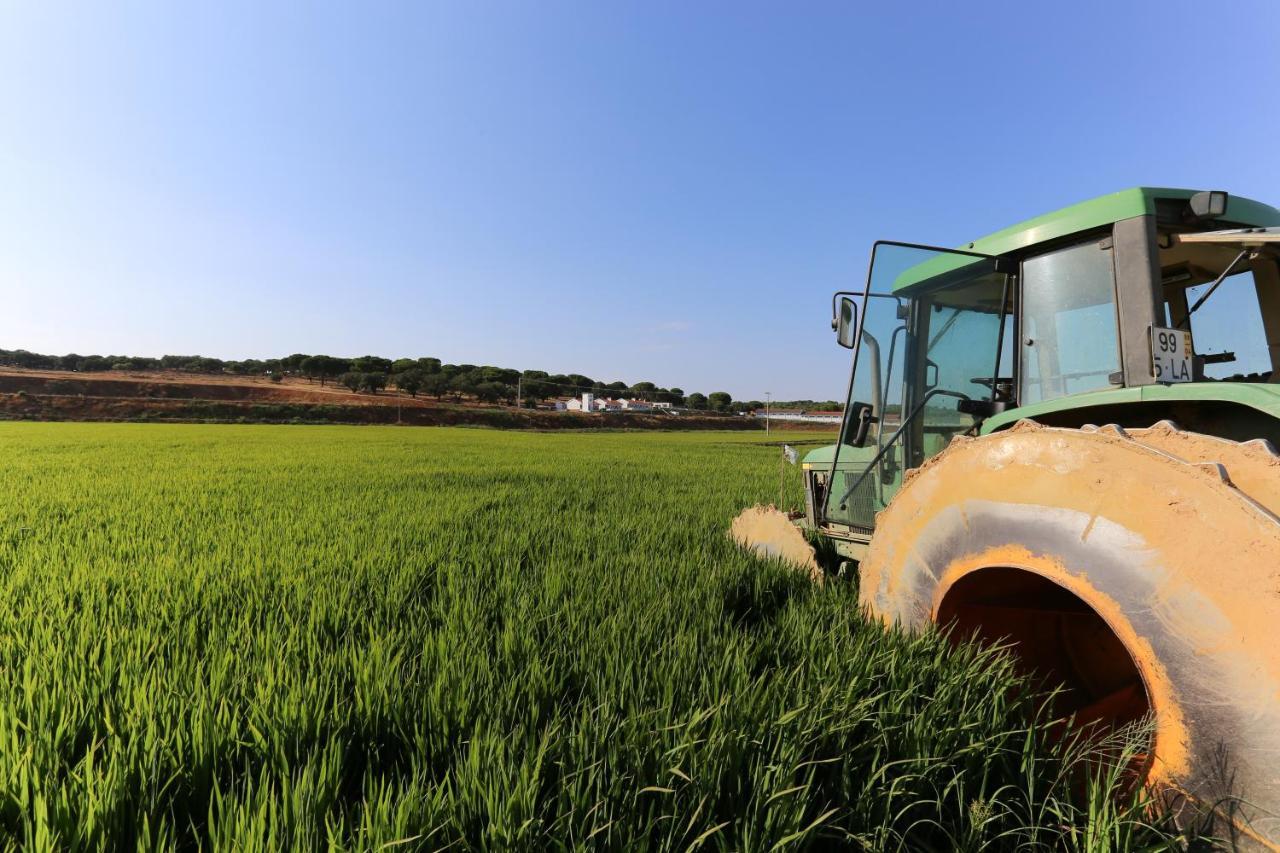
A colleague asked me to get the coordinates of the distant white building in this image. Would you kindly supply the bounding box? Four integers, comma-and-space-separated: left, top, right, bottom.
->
555, 393, 651, 413
754, 409, 843, 424
565, 393, 595, 412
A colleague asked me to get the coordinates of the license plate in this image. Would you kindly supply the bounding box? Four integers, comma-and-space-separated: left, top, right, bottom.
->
1151, 326, 1193, 383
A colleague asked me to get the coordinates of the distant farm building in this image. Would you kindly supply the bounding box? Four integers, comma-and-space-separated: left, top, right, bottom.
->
754, 409, 843, 424
554, 394, 667, 413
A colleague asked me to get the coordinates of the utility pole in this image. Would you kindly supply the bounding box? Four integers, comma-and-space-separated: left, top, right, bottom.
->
516, 375, 522, 410
765, 391, 771, 436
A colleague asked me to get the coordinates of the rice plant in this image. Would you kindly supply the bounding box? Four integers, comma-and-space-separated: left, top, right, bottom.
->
0, 423, 1192, 850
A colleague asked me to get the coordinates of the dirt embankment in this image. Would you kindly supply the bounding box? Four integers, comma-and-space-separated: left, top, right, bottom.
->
0, 370, 761, 431
0, 370, 381, 404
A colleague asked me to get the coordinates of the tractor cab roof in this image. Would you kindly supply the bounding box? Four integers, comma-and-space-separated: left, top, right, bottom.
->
963, 187, 1280, 257
891, 188, 1280, 294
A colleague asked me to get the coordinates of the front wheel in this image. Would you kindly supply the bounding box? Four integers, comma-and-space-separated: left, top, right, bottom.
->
860, 420, 1280, 848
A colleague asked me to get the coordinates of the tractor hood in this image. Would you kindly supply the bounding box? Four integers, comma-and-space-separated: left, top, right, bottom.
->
802, 442, 880, 469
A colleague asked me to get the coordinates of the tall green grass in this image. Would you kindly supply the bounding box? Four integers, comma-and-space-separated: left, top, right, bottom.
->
0, 423, 1188, 850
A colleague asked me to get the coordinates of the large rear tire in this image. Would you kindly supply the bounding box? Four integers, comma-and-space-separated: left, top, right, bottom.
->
860, 420, 1280, 848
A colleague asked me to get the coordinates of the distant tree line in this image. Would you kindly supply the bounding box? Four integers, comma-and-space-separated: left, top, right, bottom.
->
0, 348, 832, 414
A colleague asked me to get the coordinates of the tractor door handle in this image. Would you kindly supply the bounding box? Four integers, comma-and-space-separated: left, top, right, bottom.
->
851, 403, 878, 447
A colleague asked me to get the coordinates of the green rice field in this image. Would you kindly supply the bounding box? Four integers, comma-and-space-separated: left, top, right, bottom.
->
0, 423, 1186, 850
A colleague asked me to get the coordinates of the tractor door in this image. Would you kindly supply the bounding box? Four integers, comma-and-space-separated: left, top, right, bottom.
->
823, 242, 1014, 533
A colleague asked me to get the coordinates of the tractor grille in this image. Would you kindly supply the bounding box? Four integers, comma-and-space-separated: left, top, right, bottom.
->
841, 473, 878, 534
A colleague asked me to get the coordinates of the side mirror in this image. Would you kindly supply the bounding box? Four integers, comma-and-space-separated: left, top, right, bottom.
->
833, 296, 858, 348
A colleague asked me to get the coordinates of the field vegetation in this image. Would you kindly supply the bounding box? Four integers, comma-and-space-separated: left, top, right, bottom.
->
0, 424, 1190, 850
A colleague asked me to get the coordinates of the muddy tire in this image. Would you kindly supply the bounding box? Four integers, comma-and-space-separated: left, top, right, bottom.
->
860, 420, 1280, 848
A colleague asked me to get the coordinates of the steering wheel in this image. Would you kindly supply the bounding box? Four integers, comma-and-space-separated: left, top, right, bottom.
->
971, 376, 1014, 401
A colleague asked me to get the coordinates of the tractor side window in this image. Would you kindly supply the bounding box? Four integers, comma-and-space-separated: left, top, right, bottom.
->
1160, 254, 1280, 383
1182, 270, 1271, 380
1020, 239, 1120, 404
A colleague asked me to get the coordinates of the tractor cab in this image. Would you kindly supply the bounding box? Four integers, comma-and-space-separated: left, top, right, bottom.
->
806, 188, 1280, 557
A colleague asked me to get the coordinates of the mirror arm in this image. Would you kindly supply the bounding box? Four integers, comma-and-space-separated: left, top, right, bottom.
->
831, 290, 860, 324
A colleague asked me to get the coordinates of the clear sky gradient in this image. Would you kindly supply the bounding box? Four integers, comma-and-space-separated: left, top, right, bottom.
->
2, 1, 1278, 400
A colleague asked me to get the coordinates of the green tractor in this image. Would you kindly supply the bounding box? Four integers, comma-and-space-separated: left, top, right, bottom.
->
734, 187, 1280, 847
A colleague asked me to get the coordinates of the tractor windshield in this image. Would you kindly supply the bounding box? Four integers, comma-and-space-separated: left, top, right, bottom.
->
823, 243, 1013, 532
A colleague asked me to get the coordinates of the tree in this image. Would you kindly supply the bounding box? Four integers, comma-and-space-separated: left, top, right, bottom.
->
394, 368, 425, 397
352, 355, 393, 374
160, 355, 195, 370
302, 355, 347, 385
686, 392, 708, 410
390, 358, 417, 375
417, 357, 442, 373
629, 381, 657, 400
23, 350, 57, 369
338, 372, 363, 392
520, 370, 551, 403
318, 357, 346, 385
329, 358, 346, 379
475, 366, 518, 386
449, 370, 478, 402
421, 372, 449, 400
474, 381, 510, 404
360, 372, 387, 394
281, 353, 309, 373
708, 391, 733, 412
233, 359, 266, 375
79, 355, 112, 372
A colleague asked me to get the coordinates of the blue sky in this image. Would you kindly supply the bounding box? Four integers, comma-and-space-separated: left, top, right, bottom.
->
2, 1, 1278, 401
